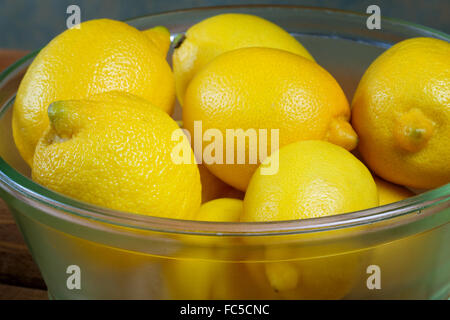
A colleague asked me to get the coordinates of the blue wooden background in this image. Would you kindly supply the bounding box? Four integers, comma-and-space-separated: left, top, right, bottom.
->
1, 0, 449, 50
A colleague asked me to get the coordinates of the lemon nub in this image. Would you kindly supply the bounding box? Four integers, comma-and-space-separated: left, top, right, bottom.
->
48, 101, 76, 140
265, 262, 299, 292
326, 117, 358, 151
394, 108, 435, 152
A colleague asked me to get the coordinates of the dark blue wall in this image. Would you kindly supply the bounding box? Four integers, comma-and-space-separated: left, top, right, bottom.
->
1, 0, 449, 50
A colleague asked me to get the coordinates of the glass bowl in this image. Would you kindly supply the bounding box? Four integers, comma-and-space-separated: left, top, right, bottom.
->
0, 5, 449, 300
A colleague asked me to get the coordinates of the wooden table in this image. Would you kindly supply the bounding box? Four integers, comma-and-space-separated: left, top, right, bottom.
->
0, 50, 48, 300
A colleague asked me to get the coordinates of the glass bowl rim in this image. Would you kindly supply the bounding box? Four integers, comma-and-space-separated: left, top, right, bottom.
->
0, 4, 449, 237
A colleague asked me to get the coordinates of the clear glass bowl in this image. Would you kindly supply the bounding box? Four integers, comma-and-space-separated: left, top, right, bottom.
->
0, 5, 449, 300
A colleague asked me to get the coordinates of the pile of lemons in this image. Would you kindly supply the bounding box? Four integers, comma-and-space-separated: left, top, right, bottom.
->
11, 14, 449, 299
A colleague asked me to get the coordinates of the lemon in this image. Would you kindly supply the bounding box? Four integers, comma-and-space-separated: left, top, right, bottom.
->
368, 177, 427, 298
242, 137, 377, 298
184, 47, 357, 191
241, 141, 377, 298
173, 13, 314, 105
166, 255, 264, 300
246, 252, 363, 300
242, 140, 378, 221
374, 176, 413, 205
369, 177, 438, 298
142, 25, 171, 57
61, 234, 168, 299
13, 19, 175, 166
368, 231, 441, 299
164, 198, 243, 299
198, 164, 244, 203
352, 37, 450, 189
210, 263, 268, 300
32, 92, 201, 219
193, 198, 243, 222
165, 255, 222, 299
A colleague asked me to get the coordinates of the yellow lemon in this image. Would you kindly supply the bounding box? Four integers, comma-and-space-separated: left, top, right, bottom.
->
368, 177, 439, 298
242, 138, 377, 299
368, 229, 442, 299
173, 13, 314, 105
374, 176, 413, 205
210, 263, 269, 300
368, 177, 430, 298
164, 198, 243, 299
184, 47, 357, 191
32, 93, 200, 219
246, 251, 364, 300
242, 140, 378, 221
13, 19, 175, 166
352, 37, 450, 189
193, 198, 243, 222
165, 255, 264, 300
198, 164, 244, 203
60, 234, 169, 299
142, 25, 171, 57
165, 255, 222, 299
241, 140, 376, 298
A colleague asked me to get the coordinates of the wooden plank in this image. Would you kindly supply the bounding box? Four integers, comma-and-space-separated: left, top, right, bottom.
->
0, 50, 28, 72
0, 199, 46, 289
0, 283, 47, 300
